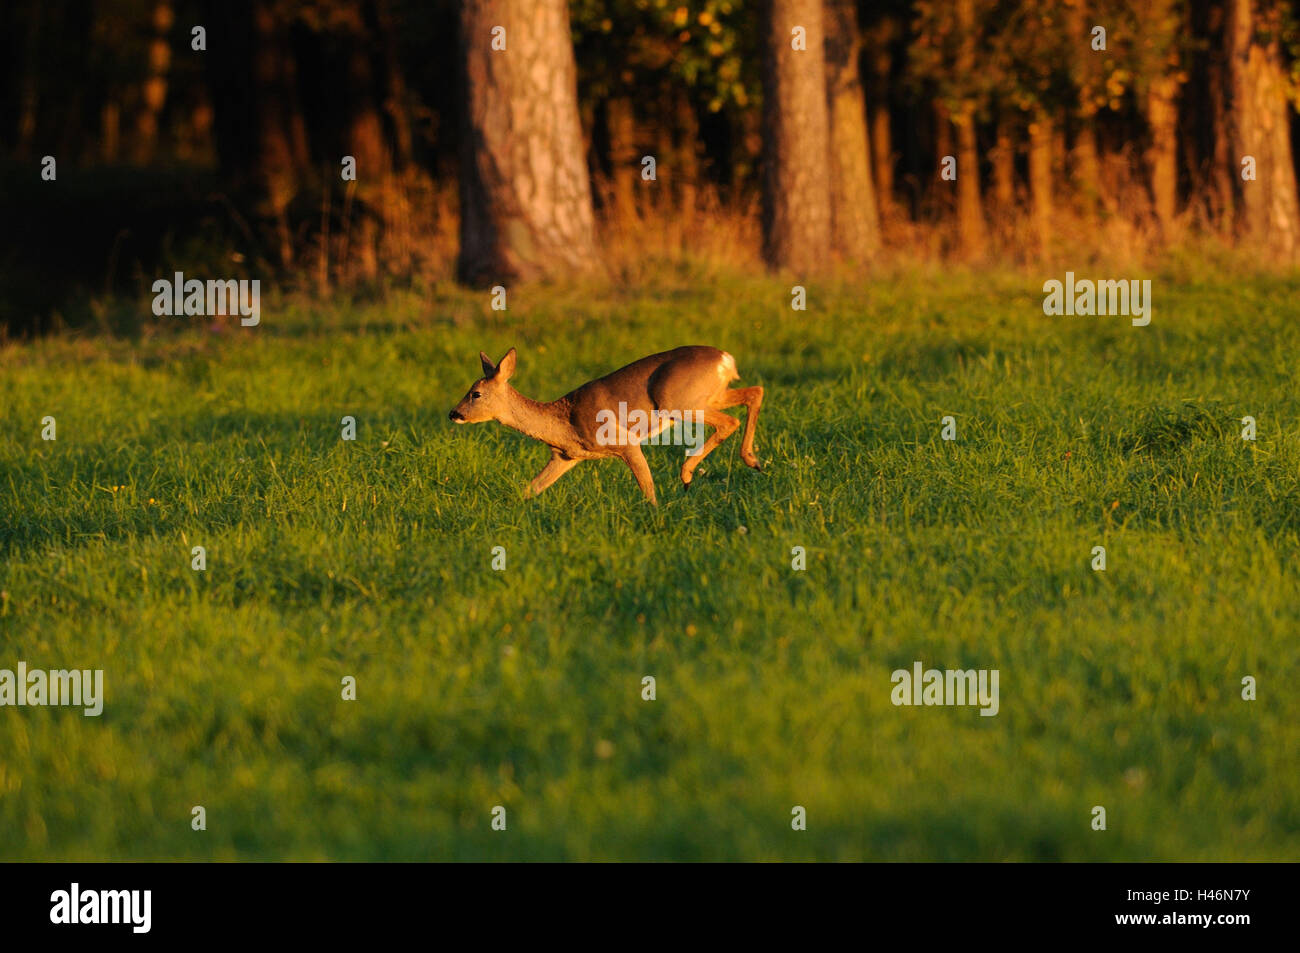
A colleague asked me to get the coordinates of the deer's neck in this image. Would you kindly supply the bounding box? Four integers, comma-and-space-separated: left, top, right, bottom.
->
501, 390, 574, 450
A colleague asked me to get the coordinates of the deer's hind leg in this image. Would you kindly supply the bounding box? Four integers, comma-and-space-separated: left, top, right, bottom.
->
680, 409, 740, 486
714, 386, 763, 469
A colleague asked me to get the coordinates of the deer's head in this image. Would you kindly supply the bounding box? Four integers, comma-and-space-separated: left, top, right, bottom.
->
449, 348, 517, 424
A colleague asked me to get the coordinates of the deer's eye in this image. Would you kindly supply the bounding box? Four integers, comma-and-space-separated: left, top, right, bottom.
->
471, 391, 482, 399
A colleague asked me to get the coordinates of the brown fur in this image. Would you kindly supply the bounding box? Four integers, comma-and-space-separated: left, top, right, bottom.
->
449, 346, 764, 504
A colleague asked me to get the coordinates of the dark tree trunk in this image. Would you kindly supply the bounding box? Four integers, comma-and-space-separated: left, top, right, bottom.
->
864, 19, 897, 218
1226, 0, 1299, 255
992, 111, 1016, 208
205, 0, 309, 265
954, 109, 983, 254
1071, 117, 1101, 215
1028, 109, 1053, 255
953, 0, 984, 256
605, 96, 639, 223
335, 1, 398, 280
133, 1, 173, 165
1208, 2, 1236, 227
373, 0, 413, 171
824, 0, 880, 261
1145, 74, 1181, 232
672, 87, 700, 228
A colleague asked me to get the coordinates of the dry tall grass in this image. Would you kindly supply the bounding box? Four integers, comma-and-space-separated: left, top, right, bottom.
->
294, 162, 1290, 301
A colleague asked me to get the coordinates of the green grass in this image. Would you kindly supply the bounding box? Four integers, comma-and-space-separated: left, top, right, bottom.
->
2, 261, 1299, 860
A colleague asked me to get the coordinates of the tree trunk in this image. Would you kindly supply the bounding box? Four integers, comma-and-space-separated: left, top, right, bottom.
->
1052, 122, 1068, 195
1071, 118, 1100, 215
865, 20, 896, 218
373, 0, 413, 171
673, 88, 699, 229
760, 0, 832, 273
1226, 0, 1299, 256
339, 2, 397, 280
15, 0, 42, 159
933, 101, 954, 183
1208, 1, 1235, 228
101, 99, 120, 163
992, 112, 1015, 207
929, 100, 955, 224
1028, 109, 1053, 254
205, 0, 309, 265
823, 0, 880, 261
954, 109, 984, 255
457, 0, 597, 284
133, 1, 173, 165
870, 101, 894, 219
252, 0, 306, 265
1145, 74, 1181, 233
952, 0, 984, 255
606, 96, 639, 223
1064, 4, 1099, 217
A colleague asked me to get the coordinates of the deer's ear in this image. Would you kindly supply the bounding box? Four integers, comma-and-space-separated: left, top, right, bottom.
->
479, 351, 496, 376
496, 348, 517, 382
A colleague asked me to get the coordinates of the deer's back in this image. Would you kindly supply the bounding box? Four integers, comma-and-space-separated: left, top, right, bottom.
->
564, 346, 738, 449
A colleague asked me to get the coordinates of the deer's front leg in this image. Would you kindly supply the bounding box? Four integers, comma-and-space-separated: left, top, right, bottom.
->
620, 443, 658, 505
528, 451, 580, 497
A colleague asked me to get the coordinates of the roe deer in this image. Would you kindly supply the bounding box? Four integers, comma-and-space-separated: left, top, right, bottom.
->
449, 346, 764, 505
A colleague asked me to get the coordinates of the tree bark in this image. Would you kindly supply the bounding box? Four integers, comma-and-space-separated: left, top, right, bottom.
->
101, 99, 120, 163
1226, 0, 1299, 256
14, 0, 42, 159
1145, 74, 1181, 232
205, 0, 310, 265
1207, 1, 1235, 228
952, 0, 984, 255
954, 110, 984, 255
1028, 109, 1053, 254
255, 1, 308, 264
992, 112, 1015, 208
823, 0, 880, 261
133, 1, 173, 165
373, 0, 413, 171
864, 19, 896, 217
1071, 118, 1100, 215
457, 0, 597, 284
673, 88, 699, 228
338, 1, 397, 280
760, 0, 832, 273
933, 101, 954, 189
606, 96, 639, 223
870, 100, 894, 218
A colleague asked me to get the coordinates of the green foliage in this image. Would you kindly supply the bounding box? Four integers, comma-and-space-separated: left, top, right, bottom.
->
909, 0, 999, 114
909, 0, 1190, 119
571, 0, 760, 113
1, 263, 1298, 859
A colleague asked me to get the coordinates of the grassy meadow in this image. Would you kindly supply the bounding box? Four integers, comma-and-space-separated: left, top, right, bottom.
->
1, 257, 1298, 860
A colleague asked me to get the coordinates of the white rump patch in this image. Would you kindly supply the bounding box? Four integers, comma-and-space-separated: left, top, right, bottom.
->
718, 351, 739, 384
